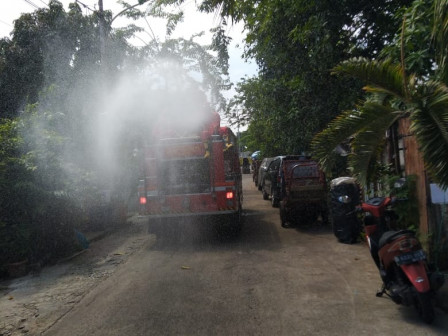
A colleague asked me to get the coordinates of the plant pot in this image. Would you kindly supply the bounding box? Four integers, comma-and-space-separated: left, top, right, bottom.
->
6, 259, 28, 278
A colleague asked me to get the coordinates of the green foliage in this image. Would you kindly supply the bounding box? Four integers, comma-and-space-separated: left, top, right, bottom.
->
0, 102, 82, 270
0, 0, 235, 272
312, 1, 448, 269
0, 119, 31, 265
380, 0, 434, 78
388, 175, 420, 231
214, 0, 410, 157
433, 0, 448, 83
313, 54, 448, 189
311, 96, 401, 183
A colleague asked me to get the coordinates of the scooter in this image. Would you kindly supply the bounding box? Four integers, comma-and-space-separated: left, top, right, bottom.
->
360, 195, 445, 324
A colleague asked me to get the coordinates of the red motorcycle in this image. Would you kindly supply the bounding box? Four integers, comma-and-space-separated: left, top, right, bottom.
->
360, 195, 444, 324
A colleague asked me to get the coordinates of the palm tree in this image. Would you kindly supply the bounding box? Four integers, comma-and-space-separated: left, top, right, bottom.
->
312, 0, 448, 189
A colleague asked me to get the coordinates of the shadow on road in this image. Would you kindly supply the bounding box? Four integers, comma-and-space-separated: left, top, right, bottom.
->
147, 211, 283, 253
292, 220, 334, 236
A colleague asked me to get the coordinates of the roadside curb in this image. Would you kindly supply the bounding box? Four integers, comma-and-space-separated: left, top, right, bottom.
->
52, 214, 142, 267
56, 231, 110, 264
57, 226, 126, 265
85, 230, 110, 243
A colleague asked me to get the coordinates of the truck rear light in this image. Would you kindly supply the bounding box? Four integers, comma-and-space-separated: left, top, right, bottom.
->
139, 197, 147, 205
226, 191, 234, 199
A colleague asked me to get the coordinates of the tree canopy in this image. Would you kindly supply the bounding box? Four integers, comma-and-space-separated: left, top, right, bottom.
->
312, 0, 448, 189
0, 0, 231, 269
210, 0, 413, 156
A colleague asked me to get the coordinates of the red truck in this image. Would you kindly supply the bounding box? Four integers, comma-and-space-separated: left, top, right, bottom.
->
138, 112, 242, 234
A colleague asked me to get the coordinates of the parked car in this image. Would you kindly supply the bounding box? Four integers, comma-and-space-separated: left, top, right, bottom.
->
279, 158, 328, 227
257, 157, 275, 191
261, 155, 306, 207
261, 156, 283, 204
252, 159, 261, 187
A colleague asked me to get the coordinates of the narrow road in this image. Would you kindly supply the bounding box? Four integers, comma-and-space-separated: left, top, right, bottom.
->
44, 175, 447, 335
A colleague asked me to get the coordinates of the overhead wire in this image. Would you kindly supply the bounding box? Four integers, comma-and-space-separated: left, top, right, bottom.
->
23, 0, 40, 10
36, 0, 49, 7
0, 18, 13, 28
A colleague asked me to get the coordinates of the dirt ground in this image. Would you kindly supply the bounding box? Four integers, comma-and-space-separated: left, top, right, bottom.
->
0, 217, 150, 336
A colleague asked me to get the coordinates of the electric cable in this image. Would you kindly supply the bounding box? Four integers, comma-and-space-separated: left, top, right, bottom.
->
23, 0, 40, 10
36, 0, 49, 7
0, 18, 13, 28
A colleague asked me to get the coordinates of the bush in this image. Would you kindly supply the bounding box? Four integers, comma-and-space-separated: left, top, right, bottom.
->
0, 183, 82, 276
29, 194, 82, 265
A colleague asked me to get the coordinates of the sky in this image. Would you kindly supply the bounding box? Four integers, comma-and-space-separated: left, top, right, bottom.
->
0, 0, 258, 104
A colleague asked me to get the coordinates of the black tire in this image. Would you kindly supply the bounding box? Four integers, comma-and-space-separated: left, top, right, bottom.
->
280, 205, 290, 228
271, 188, 279, 207
262, 187, 269, 200
416, 292, 435, 324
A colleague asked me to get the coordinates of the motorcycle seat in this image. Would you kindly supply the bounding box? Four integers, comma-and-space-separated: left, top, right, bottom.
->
379, 229, 416, 249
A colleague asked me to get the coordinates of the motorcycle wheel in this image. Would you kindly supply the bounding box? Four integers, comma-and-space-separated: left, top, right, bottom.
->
416, 292, 435, 324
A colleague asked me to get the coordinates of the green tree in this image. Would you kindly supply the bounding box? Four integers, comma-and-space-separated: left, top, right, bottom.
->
198, 0, 412, 156
312, 0, 448, 189
0, 0, 232, 269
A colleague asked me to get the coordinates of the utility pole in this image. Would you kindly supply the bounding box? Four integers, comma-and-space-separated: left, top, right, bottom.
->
98, 0, 106, 65
97, 0, 151, 66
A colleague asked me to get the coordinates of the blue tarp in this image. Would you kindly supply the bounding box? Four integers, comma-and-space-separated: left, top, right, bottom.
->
251, 150, 261, 159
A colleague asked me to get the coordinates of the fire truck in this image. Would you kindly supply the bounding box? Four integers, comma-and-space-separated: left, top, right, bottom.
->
138, 112, 243, 233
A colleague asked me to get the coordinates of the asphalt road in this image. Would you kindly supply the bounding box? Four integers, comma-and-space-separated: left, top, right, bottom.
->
44, 175, 448, 336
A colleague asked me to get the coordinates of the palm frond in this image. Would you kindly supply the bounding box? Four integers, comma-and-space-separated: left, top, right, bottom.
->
332, 58, 409, 101
411, 81, 448, 188
349, 102, 401, 186
349, 129, 388, 187
312, 102, 400, 176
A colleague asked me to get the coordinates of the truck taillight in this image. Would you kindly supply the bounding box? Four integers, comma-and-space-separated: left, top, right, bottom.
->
140, 197, 147, 205
226, 191, 234, 199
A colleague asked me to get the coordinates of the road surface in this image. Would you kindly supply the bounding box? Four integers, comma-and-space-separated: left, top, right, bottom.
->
44, 174, 448, 335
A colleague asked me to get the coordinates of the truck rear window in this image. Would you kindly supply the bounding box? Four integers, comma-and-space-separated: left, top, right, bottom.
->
293, 165, 319, 178
160, 158, 211, 195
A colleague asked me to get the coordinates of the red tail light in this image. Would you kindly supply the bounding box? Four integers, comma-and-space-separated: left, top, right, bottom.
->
139, 197, 147, 205
226, 191, 234, 199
